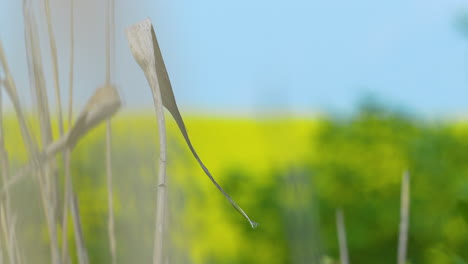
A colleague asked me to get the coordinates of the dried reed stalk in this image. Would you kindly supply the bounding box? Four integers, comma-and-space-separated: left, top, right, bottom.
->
336, 209, 350, 264
23, 0, 54, 149
70, 193, 88, 264
126, 18, 258, 226
105, 121, 116, 264
125, 20, 168, 264
43, 0, 63, 232
126, 17, 257, 263
61, 0, 74, 262
43, 0, 64, 137
105, 0, 117, 263
397, 171, 410, 264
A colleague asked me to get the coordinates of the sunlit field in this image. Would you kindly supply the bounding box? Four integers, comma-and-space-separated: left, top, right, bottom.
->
2, 111, 468, 263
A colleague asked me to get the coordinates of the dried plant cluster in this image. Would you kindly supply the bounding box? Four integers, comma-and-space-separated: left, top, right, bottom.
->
0, 1, 257, 264
0, 0, 120, 263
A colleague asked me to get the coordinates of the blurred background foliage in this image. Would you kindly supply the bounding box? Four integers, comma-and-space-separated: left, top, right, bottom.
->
3, 99, 468, 264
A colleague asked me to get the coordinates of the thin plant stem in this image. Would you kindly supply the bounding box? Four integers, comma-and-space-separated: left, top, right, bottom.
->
70, 193, 89, 264
105, 0, 117, 262
150, 62, 168, 264
59, 0, 89, 260
61, 0, 74, 262
336, 209, 350, 264
43, 0, 64, 137
126, 24, 169, 263
106, 121, 116, 264
43, 0, 63, 231
397, 171, 410, 264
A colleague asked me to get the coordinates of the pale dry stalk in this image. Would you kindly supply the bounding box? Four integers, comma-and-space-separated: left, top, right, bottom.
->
397, 171, 410, 264
125, 19, 167, 264
43, 0, 63, 232
43, 0, 64, 137
126, 18, 257, 264
105, 0, 117, 263
70, 193, 88, 264
61, 0, 75, 262
336, 209, 350, 264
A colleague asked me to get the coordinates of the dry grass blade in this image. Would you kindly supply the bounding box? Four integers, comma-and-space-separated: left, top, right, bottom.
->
336, 209, 350, 264
23, 0, 53, 147
43, 0, 64, 137
126, 18, 258, 229
45, 84, 121, 158
70, 193, 89, 264
42, 5, 65, 256
397, 171, 410, 264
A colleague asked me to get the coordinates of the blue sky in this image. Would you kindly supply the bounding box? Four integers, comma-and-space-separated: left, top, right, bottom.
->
2, 0, 468, 117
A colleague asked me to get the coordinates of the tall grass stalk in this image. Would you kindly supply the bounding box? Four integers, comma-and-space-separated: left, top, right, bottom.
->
43, 0, 63, 233
397, 171, 410, 264
126, 18, 258, 263
105, 0, 117, 263
61, 0, 74, 262
43, 0, 64, 138
70, 193, 88, 264
336, 209, 350, 264
125, 20, 168, 264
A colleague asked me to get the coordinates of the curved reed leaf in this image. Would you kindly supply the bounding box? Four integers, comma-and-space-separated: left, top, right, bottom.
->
126, 18, 258, 229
